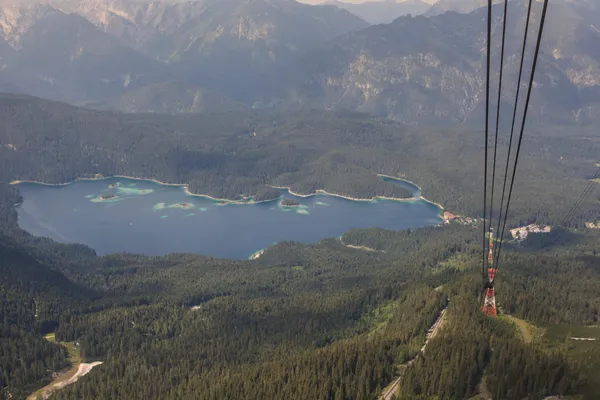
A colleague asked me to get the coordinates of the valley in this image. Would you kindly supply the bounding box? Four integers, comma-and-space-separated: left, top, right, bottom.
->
3, 210, 599, 399
1, 0, 600, 399
0, 87, 599, 399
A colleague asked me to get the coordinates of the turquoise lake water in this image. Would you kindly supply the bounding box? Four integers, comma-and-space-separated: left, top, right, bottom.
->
15, 177, 443, 259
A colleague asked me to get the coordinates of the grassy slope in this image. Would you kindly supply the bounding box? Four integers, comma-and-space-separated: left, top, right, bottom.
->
543, 325, 600, 400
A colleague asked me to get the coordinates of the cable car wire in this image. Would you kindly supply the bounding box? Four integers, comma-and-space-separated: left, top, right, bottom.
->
489, 0, 509, 246
482, 0, 493, 282
559, 166, 600, 226
493, 0, 549, 277
539, 165, 600, 249
493, 0, 534, 266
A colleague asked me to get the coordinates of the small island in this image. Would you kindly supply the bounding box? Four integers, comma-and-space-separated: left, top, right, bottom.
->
281, 198, 301, 207
169, 203, 194, 210
101, 192, 116, 200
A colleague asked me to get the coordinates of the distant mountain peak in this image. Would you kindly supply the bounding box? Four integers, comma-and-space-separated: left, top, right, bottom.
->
0, 0, 368, 105
261, 0, 600, 125
325, 0, 430, 24
0, 4, 60, 47
425, 0, 501, 17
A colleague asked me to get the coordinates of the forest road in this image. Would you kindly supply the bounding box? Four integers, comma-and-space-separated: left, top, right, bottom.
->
29, 361, 103, 400
381, 307, 447, 400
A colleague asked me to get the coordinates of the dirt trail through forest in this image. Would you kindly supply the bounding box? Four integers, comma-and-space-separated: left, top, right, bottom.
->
380, 307, 447, 400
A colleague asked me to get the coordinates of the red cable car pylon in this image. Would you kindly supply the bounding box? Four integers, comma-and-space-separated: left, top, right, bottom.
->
482, 229, 498, 316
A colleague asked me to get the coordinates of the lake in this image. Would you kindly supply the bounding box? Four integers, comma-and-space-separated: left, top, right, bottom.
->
14, 177, 443, 259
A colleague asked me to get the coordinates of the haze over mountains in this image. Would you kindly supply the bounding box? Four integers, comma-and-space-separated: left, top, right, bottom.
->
266, 0, 600, 124
424, 0, 497, 17
0, 0, 367, 103
325, 0, 431, 24
0, 0, 598, 125
0, 3, 169, 101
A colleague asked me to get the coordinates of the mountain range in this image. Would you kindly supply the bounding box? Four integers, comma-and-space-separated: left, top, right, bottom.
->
263, 0, 600, 125
0, 4, 169, 102
0, 0, 598, 125
424, 0, 497, 17
326, 0, 431, 24
0, 0, 367, 103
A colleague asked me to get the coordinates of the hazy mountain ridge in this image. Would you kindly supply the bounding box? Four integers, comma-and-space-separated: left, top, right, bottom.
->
0, 0, 598, 124
0, 4, 169, 102
28, 0, 369, 99
261, 0, 600, 125
425, 0, 498, 17
0, 0, 368, 103
326, 0, 431, 24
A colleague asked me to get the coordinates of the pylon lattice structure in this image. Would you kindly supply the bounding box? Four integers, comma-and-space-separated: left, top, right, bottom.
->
482, 283, 497, 316
482, 230, 498, 316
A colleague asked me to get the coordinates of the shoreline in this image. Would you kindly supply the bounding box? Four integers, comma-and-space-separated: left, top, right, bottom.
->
377, 173, 422, 192
270, 177, 444, 213
376, 174, 446, 211
10, 176, 279, 205
11, 173, 445, 212
270, 185, 418, 203
248, 249, 265, 260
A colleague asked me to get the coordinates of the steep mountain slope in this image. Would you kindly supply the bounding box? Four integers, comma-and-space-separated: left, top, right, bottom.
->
34, 0, 369, 100
262, 0, 600, 125
0, 237, 89, 307
0, 230, 95, 399
0, 4, 168, 102
84, 81, 249, 114
326, 0, 431, 24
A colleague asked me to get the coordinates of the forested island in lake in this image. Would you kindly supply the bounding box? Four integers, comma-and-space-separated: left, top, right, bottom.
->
281, 198, 301, 207
100, 192, 116, 200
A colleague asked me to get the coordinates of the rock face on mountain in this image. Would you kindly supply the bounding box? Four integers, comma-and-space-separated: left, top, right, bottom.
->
261, 0, 600, 125
326, 0, 431, 24
0, 0, 598, 125
85, 81, 249, 113
0, 4, 168, 102
34, 0, 368, 100
0, 0, 367, 102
